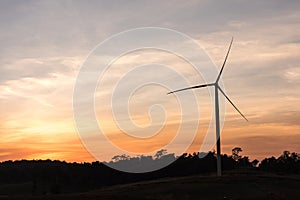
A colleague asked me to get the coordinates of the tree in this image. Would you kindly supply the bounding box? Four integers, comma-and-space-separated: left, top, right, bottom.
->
111, 154, 130, 162
251, 159, 259, 167
232, 147, 243, 161
154, 149, 167, 159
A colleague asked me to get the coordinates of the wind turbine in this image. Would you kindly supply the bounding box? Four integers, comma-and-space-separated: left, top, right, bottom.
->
167, 38, 248, 176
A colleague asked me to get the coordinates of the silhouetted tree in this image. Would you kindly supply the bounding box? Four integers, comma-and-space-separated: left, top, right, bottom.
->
154, 149, 167, 159
232, 147, 243, 161
0, 148, 298, 196
111, 154, 130, 162
259, 151, 299, 173
251, 159, 259, 167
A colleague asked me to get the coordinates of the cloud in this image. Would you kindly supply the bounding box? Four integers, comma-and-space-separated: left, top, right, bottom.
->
0, 56, 82, 83
0, 0, 300, 161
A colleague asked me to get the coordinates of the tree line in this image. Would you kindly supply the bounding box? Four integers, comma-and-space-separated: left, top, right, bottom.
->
0, 148, 299, 195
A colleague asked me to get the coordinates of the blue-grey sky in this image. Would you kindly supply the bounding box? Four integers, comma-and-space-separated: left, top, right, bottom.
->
0, 0, 299, 161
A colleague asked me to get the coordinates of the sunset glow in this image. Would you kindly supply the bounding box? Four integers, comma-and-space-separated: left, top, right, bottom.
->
1, 1, 299, 163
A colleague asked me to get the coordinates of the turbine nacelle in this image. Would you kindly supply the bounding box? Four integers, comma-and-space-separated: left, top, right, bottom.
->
167, 37, 247, 122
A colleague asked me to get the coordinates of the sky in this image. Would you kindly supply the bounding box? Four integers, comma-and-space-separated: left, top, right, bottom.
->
0, 0, 299, 162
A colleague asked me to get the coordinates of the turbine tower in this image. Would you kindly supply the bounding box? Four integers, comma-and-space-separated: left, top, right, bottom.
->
167, 38, 248, 176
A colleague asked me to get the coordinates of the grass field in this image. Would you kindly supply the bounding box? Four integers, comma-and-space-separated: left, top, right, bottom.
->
1, 170, 299, 200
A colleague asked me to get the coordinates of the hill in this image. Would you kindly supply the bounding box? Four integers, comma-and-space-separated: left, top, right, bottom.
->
1, 170, 299, 200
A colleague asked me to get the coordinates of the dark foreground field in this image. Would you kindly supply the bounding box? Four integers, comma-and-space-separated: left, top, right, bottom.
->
1, 170, 299, 200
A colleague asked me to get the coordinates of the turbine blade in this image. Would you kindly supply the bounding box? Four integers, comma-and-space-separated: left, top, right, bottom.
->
167, 83, 214, 95
218, 86, 248, 121
216, 37, 233, 83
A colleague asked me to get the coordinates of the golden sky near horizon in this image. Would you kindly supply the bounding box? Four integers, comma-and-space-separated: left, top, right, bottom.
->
0, 1, 300, 162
